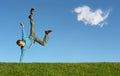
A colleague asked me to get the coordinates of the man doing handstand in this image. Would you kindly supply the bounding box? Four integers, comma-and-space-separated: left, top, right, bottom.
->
16, 8, 52, 62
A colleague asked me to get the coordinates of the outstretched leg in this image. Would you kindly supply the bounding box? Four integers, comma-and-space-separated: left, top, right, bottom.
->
29, 8, 52, 46
29, 8, 36, 37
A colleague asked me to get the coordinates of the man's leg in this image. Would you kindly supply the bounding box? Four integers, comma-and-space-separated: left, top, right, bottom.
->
29, 8, 36, 38
29, 8, 52, 46
35, 30, 52, 46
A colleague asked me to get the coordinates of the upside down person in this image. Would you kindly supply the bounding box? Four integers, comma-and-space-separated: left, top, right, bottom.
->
16, 8, 52, 62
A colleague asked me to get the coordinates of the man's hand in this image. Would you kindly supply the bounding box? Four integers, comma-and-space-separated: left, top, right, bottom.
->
20, 22, 24, 28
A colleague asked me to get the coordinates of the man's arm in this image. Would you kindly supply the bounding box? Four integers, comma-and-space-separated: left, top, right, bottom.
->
19, 48, 24, 62
20, 22, 26, 40
19, 47, 26, 62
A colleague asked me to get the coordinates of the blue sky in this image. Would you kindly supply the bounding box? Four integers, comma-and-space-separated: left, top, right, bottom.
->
0, 0, 120, 62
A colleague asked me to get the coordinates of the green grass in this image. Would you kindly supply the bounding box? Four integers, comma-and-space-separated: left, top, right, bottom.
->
0, 62, 120, 76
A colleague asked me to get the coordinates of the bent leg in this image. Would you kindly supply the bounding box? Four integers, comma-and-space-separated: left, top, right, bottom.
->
34, 34, 49, 46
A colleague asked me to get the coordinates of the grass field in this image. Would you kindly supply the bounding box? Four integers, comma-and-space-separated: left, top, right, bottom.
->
0, 62, 120, 76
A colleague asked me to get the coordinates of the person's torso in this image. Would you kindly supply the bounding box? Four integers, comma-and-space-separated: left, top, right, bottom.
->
22, 36, 34, 50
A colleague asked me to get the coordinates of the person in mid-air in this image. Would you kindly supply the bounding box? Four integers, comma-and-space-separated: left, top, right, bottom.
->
16, 8, 52, 62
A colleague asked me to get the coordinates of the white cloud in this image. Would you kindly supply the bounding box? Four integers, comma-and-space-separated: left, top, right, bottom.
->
74, 6, 110, 27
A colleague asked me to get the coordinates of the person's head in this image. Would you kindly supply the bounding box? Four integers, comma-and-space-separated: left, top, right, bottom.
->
16, 40, 25, 47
